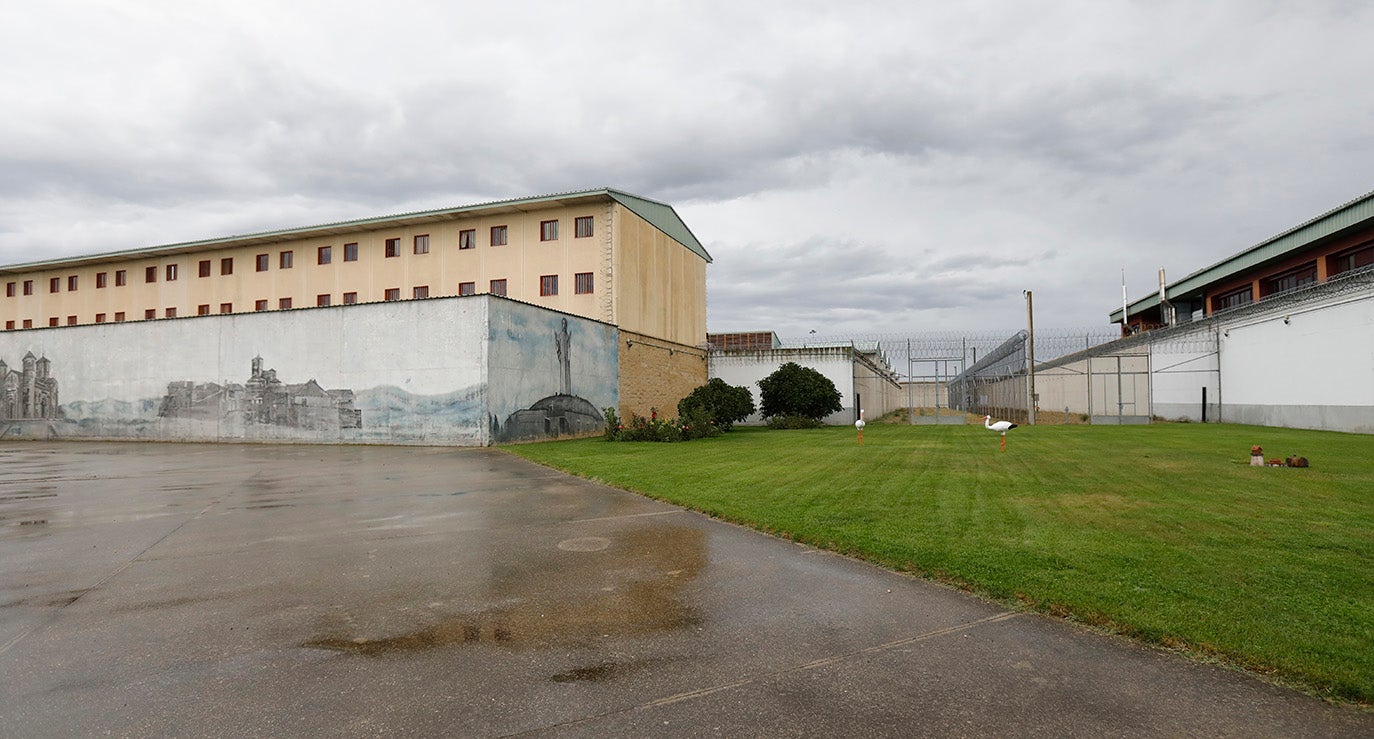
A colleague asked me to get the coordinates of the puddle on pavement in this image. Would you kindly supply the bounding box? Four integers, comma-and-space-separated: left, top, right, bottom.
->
304, 524, 706, 658
550, 659, 656, 683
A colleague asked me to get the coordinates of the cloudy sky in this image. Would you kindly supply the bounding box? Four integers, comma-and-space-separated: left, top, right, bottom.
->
2, 1, 1371, 339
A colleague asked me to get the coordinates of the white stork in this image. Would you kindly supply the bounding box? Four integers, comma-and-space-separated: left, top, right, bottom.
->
984, 415, 1018, 450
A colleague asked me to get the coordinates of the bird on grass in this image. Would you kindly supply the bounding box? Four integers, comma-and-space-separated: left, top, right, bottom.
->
984, 415, 1018, 450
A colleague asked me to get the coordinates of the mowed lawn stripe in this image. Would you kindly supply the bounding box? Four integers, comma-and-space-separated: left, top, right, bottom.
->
508, 423, 1374, 704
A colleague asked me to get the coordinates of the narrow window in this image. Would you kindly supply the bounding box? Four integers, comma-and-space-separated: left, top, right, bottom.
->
318, 246, 332, 265
256, 254, 269, 272
6, 320, 14, 329
344, 242, 359, 262
1263, 263, 1317, 296
490, 225, 508, 246
385, 288, 400, 301
23, 280, 33, 295
164, 307, 176, 318
197, 304, 210, 315
166, 264, 178, 282
4, 282, 13, 297
1213, 286, 1253, 312
540, 274, 558, 296
221, 257, 234, 275
144, 309, 156, 319
1330, 241, 1374, 276
255, 300, 268, 311
280, 251, 293, 269
23, 319, 33, 328
115, 270, 127, 286
278, 297, 292, 310
95, 314, 106, 324
489, 278, 507, 297
459, 230, 476, 250
145, 266, 157, 283
199, 260, 212, 278
414, 235, 430, 254
575, 216, 594, 238
50, 277, 60, 293
220, 303, 233, 314
458, 282, 475, 296
49, 317, 59, 327
96, 272, 107, 288
412, 286, 429, 299
66, 315, 77, 325
67, 275, 79, 291
343, 292, 358, 304
575, 272, 594, 294
317, 294, 331, 307
113, 313, 124, 322
385, 238, 400, 257
540, 220, 559, 241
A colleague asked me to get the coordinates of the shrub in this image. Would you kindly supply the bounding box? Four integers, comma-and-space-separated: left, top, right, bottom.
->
677, 378, 755, 431
603, 406, 722, 442
765, 414, 824, 429
757, 362, 842, 423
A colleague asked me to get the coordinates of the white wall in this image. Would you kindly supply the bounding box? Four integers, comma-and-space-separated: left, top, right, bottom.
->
0, 296, 621, 445
708, 348, 858, 425
1218, 292, 1374, 432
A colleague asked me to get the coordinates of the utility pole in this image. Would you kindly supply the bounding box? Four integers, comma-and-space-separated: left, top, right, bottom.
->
1026, 290, 1037, 425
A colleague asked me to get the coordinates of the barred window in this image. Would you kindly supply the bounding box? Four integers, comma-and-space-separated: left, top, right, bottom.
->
575, 272, 594, 294
575, 216, 594, 238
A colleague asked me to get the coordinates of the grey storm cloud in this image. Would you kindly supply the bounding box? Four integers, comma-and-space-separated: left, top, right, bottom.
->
2, 0, 1372, 334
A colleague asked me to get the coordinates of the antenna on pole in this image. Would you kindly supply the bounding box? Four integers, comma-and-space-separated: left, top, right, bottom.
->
1121, 269, 1129, 331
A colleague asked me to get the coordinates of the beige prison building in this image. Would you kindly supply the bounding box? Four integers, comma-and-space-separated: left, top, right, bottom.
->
0, 188, 713, 417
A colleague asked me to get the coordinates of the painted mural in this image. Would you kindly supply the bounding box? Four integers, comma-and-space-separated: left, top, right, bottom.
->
0, 296, 618, 445
0, 352, 61, 420
488, 304, 617, 442
158, 355, 362, 432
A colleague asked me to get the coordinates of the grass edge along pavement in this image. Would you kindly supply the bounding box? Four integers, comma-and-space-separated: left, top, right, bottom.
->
505, 422, 1374, 707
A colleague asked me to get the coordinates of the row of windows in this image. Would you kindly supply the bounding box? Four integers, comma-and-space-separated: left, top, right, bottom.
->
4, 215, 599, 298
2, 274, 596, 329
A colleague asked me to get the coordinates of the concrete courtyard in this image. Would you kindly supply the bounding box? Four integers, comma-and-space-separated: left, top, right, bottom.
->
1, 442, 1369, 737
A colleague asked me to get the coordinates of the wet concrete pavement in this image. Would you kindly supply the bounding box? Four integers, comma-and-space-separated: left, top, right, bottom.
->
1, 442, 1369, 737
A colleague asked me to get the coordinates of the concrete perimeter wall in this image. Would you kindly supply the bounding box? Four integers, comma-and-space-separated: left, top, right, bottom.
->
616, 329, 708, 420
1219, 291, 1374, 432
709, 347, 883, 425
0, 296, 618, 445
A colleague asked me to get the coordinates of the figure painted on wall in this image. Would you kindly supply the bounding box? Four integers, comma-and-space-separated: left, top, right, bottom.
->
158, 355, 362, 431
496, 318, 603, 442
556, 318, 572, 396
0, 352, 61, 420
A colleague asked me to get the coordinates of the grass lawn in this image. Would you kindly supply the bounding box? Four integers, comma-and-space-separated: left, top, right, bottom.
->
507, 422, 1374, 705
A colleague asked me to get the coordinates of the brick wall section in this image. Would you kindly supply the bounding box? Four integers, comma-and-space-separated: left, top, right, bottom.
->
617, 329, 708, 419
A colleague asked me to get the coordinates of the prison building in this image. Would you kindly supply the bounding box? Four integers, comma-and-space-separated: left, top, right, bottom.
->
0, 188, 710, 351
1112, 190, 1374, 332
0, 190, 714, 441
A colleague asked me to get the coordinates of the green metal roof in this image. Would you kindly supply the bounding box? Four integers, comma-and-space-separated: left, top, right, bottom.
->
1109, 189, 1374, 322
0, 187, 711, 274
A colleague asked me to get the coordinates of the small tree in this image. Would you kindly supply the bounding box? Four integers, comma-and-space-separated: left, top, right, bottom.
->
757, 362, 842, 423
677, 378, 755, 431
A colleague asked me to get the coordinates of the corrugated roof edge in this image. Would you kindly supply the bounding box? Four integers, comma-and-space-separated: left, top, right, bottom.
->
1109, 188, 1374, 322
605, 189, 712, 263
1, 187, 711, 272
